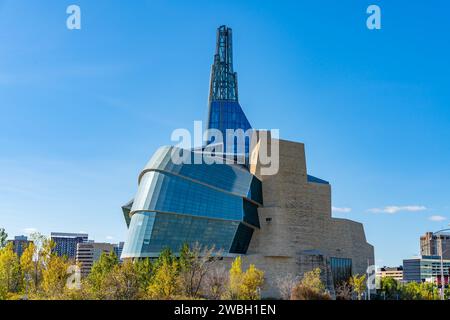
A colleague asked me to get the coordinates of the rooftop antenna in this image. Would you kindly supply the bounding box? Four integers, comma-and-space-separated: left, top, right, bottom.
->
209, 25, 239, 102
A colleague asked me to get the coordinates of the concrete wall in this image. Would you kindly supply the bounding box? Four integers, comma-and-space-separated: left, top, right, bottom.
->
235, 136, 375, 298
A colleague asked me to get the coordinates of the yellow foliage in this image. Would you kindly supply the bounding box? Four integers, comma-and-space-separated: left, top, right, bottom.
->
147, 259, 180, 299
225, 257, 264, 300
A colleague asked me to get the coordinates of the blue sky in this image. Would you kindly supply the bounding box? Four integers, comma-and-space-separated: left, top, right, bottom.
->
0, 0, 449, 267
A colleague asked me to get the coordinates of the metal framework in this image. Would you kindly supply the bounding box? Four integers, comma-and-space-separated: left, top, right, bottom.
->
209, 25, 239, 102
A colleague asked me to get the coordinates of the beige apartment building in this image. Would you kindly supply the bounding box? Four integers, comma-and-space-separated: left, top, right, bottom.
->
76, 242, 115, 276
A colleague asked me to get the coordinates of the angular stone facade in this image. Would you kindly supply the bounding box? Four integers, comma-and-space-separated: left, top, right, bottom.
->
224, 137, 375, 298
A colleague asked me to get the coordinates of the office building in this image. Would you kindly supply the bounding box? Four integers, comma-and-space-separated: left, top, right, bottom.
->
114, 242, 124, 261
51, 232, 88, 259
76, 242, 115, 276
403, 256, 450, 286
8, 235, 32, 258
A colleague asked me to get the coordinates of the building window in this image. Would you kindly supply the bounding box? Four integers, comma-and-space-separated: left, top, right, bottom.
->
330, 257, 352, 286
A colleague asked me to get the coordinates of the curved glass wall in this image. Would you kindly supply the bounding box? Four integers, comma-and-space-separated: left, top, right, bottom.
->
141, 146, 262, 205
121, 146, 262, 259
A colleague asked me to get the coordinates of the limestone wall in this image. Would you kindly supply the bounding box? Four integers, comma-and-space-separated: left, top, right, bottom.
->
240, 137, 375, 298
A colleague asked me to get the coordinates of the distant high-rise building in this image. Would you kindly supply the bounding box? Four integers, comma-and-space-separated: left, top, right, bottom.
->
76, 242, 115, 276
51, 232, 88, 259
420, 232, 450, 259
114, 242, 124, 261
8, 235, 32, 258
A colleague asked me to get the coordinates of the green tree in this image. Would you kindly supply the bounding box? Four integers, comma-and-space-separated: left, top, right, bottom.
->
0, 228, 7, 249
419, 282, 440, 300
400, 282, 440, 300
380, 277, 400, 300
85, 251, 119, 299
0, 243, 21, 299
134, 258, 153, 293
445, 287, 450, 300
401, 282, 421, 300
350, 274, 367, 300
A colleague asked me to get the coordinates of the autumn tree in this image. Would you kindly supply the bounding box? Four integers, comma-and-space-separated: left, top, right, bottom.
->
0, 243, 21, 299
291, 268, 331, 300
224, 256, 264, 300
40, 252, 71, 299
103, 260, 141, 300
240, 264, 264, 300
335, 281, 353, 300
179, 243, 222, 299
147, 249, 181, 299
350, 274, 367, 300
21, 232, 53, 292
275, 274, 298, 300
203, 266, 228, 300
226, 256, 244, 299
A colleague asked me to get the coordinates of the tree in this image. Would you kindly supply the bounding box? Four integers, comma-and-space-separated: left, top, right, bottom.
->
40, 253, 71, 299
418, 282, 440, 300
291, 268, 331, 300
25, 232, 52, 292
203, 266, 227, 300
147, 257, 180, 299
85, 251, 119, 299
240, 264, 264, 300
134, 258, 153, 293
103, 260, 141, 300
20, 242, 37, 295
0, 228, 7, 249
380, 277, 400, 300
0, 243, 21, 298
275, 274, 298, 300
400, 281, 440, 300
179, 243, 221, 298
227, 256, 244, 299
224, 257, 265, 300
335, 281, 353, 300
350, 274, 367, 300
400, 282, 421, 300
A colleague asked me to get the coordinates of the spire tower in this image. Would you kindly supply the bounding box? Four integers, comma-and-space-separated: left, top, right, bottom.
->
209, 25, 239, 102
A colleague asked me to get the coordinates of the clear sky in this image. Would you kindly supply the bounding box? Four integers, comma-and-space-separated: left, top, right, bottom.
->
1, 0, 449, 267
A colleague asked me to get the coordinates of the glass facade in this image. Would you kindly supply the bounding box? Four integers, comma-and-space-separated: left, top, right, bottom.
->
142, 146, 262, 204
330, 257, 353, 286
404, 256, 450, 283
207, 101, 252, 156
121, 146, 262, 258
51, 233, 89, 259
